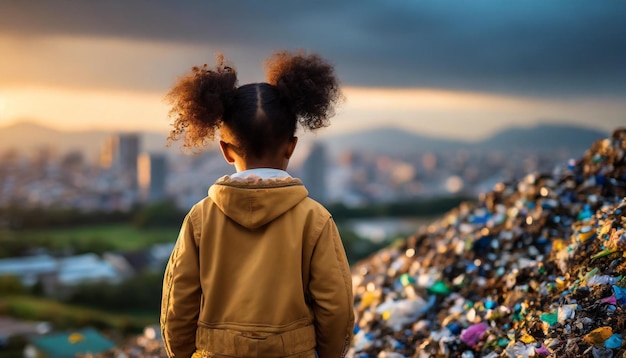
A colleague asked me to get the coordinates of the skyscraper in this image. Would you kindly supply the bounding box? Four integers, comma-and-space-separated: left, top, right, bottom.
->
99, 133, 140, 190
137, 153, 168, 202
301, 142, 328, 203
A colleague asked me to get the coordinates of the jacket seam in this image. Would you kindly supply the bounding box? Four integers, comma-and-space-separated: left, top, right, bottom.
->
161, 236, 181, 357
197, 317, 312, 330
309, 205, 332, 249
329, 217, 354, 357
189, 205, 201, 246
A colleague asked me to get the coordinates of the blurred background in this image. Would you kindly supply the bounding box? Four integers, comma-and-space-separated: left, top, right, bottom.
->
0, 1, 624, 356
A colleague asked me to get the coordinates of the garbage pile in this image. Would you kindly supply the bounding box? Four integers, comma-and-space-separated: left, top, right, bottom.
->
349, 128, 626, 358
97, 327, 166, 358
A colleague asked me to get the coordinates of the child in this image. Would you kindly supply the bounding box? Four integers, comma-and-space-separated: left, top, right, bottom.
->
160, 51, 355, 358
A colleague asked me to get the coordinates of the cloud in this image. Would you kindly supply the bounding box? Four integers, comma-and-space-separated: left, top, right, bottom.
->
1, 0, 625, 97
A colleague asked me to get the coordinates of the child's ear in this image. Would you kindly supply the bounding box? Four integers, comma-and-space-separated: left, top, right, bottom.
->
219, 140, 236, 165
285, 136, 298, 159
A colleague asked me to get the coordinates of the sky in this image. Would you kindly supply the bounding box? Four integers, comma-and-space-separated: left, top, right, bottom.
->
0, 0, 625, 140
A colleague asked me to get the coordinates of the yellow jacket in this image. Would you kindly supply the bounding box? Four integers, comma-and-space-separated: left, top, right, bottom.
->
161, 176, 354, 358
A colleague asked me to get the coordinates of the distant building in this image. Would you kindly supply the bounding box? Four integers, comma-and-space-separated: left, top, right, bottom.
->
0, 255, 56, 287
0, 317, 51, 349
118, 242, 175, 273
99, 133, 140, 190
301, 142, 328, 203
0, 253, 126, 296
137, 153, 168, 202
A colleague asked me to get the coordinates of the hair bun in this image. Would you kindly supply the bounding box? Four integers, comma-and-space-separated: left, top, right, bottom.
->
265, 51, 342, 130
166, 54, 238, 149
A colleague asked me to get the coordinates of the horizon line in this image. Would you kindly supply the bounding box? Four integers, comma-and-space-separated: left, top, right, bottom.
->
0, 117, 612, 141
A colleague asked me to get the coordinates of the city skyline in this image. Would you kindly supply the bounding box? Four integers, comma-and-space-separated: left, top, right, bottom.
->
1, 1, 625, 141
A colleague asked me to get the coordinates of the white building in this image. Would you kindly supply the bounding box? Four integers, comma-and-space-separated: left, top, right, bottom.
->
0, 253, 126, 289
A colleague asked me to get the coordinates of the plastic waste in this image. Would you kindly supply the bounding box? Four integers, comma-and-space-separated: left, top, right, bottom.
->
557, 304, 577, 324
534, 345, 550, 356
376, 297, 429, 331
352, 330, 372, 351
540, 312, 557, 326
428, 280, 451, 295
592, 347, 614, 358
584, 327, 613, 345
586, 275, 622, 286
601, 295, 617, 305
503, 342, 535, 358
459, 322, 488, 347
347, 130, 626, 357
613, 285, 626, 305
604, 334, 623, 349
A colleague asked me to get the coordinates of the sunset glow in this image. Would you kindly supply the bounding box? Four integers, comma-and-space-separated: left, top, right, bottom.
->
334, 87, 626, 139
0, 96, 6, 120
0, 86, 170, 131
1, 85, 624, 141
1, 4, 624, 141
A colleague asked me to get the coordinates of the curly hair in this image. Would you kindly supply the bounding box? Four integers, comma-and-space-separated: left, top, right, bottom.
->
166, 50, 342, 158
265, 50, 342, 131
166, 54, 237, 149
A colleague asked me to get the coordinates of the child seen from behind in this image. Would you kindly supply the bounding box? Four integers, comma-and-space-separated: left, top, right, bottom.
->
160, 51, 355, 358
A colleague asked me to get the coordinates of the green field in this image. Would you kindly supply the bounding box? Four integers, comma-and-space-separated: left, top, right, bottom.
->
0, 295, 157, 332
21, 224, 179, 250
1, 224, 180, 258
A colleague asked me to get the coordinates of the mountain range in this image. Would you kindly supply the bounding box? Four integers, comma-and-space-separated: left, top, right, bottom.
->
0, 120, 610, 160
320, 123, 609, 157
0, 121, 174, 160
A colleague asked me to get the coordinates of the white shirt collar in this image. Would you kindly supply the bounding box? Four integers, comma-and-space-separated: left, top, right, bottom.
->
230, 168, 292, 180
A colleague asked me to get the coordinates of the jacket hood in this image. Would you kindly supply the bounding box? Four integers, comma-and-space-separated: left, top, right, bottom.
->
208, 176, 309, 230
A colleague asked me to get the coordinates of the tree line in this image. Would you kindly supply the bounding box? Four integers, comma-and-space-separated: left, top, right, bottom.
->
1, 196, 470, 230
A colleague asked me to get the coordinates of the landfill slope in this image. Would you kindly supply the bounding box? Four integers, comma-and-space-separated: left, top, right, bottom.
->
350, 129, 626, 358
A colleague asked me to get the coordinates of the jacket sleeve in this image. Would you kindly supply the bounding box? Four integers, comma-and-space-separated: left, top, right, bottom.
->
161, 212, 201, 358
308, 217, 355, 358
